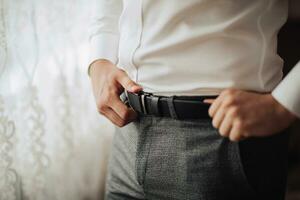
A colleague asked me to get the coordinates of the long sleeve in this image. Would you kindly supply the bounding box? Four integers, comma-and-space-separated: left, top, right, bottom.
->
272, 62, 300, 118
87, 0, 123, 74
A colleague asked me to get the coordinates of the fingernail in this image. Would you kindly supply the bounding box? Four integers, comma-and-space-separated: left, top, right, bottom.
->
203, 99, 214, 104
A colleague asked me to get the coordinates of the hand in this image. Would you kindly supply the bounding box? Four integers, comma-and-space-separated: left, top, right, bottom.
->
89, 59, 143, 127
204, 89, 297, 142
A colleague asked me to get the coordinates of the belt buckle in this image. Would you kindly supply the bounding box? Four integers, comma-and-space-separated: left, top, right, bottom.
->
125, 90, 152, 114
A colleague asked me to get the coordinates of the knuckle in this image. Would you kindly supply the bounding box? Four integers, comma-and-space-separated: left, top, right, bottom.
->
98, 109, 105, 115
122, 110, 131, 120
229, 107, 239, 117
97, 106, 106, 115
235, 118, 244, 130
224, 95, 236, 106
97, 100, 106, 111
118, 121, 127, 127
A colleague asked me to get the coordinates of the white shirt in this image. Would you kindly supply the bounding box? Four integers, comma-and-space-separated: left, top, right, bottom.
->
88, 0, 300, 118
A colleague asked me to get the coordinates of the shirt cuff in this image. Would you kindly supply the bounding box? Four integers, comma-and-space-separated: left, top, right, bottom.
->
272, 62, 300, 118
87, 33, 119, 75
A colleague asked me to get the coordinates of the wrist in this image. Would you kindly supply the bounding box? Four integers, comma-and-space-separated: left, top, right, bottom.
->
90, 59, 115, 77
88, 59, 114, 76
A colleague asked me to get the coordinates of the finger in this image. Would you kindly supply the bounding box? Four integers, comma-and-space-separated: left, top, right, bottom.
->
203, 99, 215, 104
212, 105, 225, 129
228, 123, 243, 142
117, 71, 143, 93
101, 107, 127, 127
208, 95, 224, 117
107, 96, 137, 121
218, 113, 233, 137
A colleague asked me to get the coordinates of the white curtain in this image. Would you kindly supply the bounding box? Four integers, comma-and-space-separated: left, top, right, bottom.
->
0, 0, 114, 199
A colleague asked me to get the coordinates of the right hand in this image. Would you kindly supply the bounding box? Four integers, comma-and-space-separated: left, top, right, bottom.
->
89, 59, 143, 127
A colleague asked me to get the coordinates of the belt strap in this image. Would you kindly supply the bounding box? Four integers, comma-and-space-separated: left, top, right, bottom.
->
125, 91, 217, 119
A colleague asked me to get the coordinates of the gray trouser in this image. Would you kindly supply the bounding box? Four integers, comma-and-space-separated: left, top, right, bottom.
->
105, 114, 288, 200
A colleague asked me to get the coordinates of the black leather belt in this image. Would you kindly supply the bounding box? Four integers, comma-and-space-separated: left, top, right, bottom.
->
123, 91, 218, 119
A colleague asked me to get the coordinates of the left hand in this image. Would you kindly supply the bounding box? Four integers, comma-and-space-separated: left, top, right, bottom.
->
204, 89, 297, 142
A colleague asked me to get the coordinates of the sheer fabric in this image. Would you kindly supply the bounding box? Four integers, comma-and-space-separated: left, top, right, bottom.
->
0, 0, 113, 199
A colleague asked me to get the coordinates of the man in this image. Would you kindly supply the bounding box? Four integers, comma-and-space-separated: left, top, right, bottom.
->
88, 0, 300, 199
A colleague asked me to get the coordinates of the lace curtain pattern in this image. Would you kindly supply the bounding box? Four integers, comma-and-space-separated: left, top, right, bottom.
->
0, 0, 114, 199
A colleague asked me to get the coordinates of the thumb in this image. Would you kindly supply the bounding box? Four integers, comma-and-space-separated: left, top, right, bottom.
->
117, 71, 143, 93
